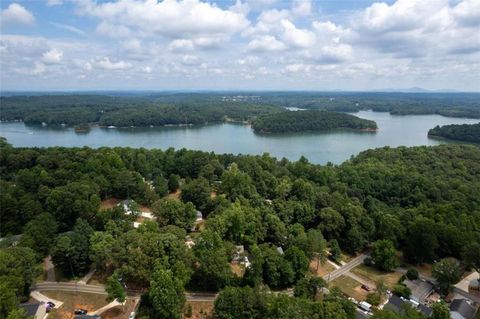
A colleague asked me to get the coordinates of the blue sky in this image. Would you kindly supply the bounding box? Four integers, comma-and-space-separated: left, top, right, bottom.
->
1, 0, 479, 91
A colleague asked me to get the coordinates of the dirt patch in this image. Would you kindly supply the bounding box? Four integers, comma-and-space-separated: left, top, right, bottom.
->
41, 291, 109, 319
168, 190, 182, 200
309, 258, 335, 277
139, 205, 152, 213
100, 198, 122, 211
184, 301, 213, 319
210, 192, 217, 199
230, 262, 245, 277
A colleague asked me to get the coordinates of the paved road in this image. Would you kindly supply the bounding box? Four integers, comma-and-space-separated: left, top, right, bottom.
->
35, 282, 107, 295
323, 254, 369, 282
34, 253, 369, 303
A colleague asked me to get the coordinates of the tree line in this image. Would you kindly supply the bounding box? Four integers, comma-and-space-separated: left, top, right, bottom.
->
1, 138, 479, 318
428, 122, 480, 143
251, 110, 377, 133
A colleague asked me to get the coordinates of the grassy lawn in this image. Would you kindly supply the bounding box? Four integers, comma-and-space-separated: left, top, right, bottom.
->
309, 258, 335, 277
184, 301, 214, 319
351, 264, 403, 289
330, 275, 368, 301
168, 190, 182, 200
41, 291, 109, 319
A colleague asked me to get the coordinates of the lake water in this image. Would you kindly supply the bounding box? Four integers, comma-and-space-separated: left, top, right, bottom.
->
1, 111, 478, 164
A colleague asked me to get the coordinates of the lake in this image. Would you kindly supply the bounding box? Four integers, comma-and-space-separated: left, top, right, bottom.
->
1, 111, 478, 164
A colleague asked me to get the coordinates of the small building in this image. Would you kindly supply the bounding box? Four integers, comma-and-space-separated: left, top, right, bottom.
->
195, 210, 203, 221
19, 302, 46, 319
385, 295, 432, 317
450, 299, 478, 319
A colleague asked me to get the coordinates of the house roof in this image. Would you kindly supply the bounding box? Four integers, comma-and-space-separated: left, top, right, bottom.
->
19, 302, 43, 317
385, 295, 406, 312
450, 299, 477, 319
418, 304, 433, 316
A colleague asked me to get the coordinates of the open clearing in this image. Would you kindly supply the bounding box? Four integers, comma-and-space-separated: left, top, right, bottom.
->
330, 275, 368, 301
41, 291, 109, 319
351, 264, 403, 289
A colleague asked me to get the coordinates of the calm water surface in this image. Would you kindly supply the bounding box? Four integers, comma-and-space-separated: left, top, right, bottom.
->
1, 111, 478, 164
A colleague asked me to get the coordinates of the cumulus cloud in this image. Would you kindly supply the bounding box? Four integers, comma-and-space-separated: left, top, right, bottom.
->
1, 3, 35, 27
42, 48, 63, 64
78, 0, 249, 40
47, 0, 63, 6
247, 35, 286, 52
292, 0, 312, 17
280, 19, 315, 48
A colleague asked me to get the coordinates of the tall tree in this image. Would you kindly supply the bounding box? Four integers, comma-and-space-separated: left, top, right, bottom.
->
371, 239, 397, 272
432, 258, 461, 293
149, 264, 185, 319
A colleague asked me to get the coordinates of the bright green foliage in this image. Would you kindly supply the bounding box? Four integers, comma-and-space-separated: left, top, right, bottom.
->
371, 239, 397, 271
393, 284, 411, 298
429, 123, 480, 143
294, 276, 326, 300
152, 198, 196, 230
149, 265, 185, 319
191, 230, 232, 291
220, 163, 257, 201
19, 212, 58, 257
0, 247, 40, 303
153, 176, 169, 197
432, 258, 462, 293
51, 219, 94, 277
6, 308, 31, 319
105, 272, 126, 302
431, 302, 451, 319
181, 177, 211, 211
329, 240, 342, 263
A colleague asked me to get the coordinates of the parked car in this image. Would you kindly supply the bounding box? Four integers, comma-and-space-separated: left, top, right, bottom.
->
361, 285, 372, 292
129, 312, 135, 319
74, 309, 88, 315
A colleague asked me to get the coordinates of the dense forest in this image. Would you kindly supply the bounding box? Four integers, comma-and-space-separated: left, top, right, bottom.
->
1, 92, 479, 129
0, 95, 281, 127
251, 110, 377, 133
1, 138, 479, 318
428, 122, 480, 143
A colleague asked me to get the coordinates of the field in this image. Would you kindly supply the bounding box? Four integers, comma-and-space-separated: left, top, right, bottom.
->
329, 275, 368, 301
351, 265, 403, 289
184, 301, 214, 319
309, 258, 335, 277
41, 291, 109, 319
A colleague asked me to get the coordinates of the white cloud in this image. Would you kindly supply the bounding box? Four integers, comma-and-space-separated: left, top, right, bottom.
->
1, 3, 35, 27
42, 48, 63, 64
94, 57, 132, 70
180, 55, 200, 66
142, 66, 152, 73
247, 35, 286, 52
169, 39, 195, 52
292, 0, 312, 17
280, 19, 315, 48
78, 0, 249, 40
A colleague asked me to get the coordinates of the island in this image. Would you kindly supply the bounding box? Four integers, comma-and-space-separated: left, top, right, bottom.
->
251, 110, 378, 133
428, 122, 480, 143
